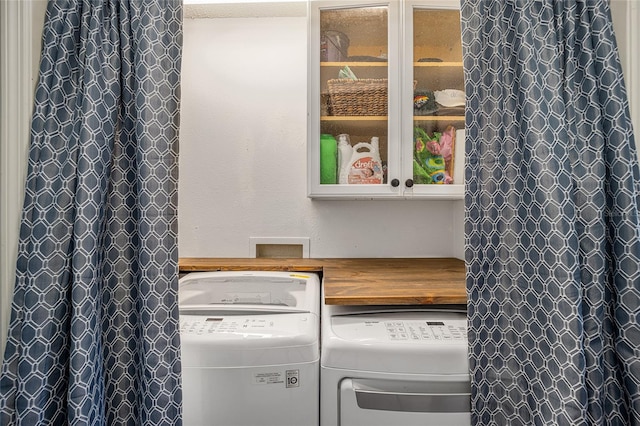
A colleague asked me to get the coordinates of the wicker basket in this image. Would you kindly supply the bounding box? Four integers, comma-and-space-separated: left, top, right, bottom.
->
327, 78, 388, 116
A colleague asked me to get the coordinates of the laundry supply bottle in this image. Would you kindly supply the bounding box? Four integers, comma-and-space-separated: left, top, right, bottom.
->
371, 136, 380, 155
346, 136, 383, 184
337, 134, 353, 184
320, 134, 338, 184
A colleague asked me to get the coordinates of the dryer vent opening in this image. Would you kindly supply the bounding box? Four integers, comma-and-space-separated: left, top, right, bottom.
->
256, 244, 303, 258
250, 237, 310, 258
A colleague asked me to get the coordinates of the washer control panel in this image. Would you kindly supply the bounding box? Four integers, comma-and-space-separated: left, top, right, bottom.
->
180, 317, 278, 335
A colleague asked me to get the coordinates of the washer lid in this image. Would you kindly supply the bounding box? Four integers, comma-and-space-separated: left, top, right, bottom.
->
179, 271, 320, 315
322, 311, 468, 375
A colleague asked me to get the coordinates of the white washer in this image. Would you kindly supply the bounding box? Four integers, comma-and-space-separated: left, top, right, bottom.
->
321, 302, 470, 426
180, 271, 320, 426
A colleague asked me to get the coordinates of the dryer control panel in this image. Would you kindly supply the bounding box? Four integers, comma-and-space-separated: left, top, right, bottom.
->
331, 312, 468, 345
323, 310, 468, 374
383, 320, 466, 341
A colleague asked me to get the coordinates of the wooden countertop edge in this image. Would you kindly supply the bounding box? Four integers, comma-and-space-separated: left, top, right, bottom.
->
178, 257, 467, 306
178, 257, 325, 272
178, 257, 464, 270
178, 264, 324, 272
323, 294, 468, 306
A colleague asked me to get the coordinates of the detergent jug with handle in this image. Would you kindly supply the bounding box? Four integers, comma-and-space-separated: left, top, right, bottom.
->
346, 137, 383, 184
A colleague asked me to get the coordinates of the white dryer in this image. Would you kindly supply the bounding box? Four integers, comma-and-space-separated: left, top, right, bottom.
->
180, 271, 320, 426
321, 302, 470, 426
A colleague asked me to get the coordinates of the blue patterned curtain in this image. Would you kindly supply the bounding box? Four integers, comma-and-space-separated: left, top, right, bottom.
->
0, 1, 183, 425
462, 1, 640, 425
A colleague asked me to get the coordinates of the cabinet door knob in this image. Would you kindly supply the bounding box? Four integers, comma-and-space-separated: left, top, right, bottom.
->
405, 179, 414, 188
390, 179, 400, 187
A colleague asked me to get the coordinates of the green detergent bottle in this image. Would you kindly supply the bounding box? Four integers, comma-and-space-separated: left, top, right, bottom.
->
320, 134, 337, 184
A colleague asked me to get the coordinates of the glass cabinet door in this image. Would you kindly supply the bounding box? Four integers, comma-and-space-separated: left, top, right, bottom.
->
308, 1, 464, 199
309, 1, 401, 198
406, 2, 465, 195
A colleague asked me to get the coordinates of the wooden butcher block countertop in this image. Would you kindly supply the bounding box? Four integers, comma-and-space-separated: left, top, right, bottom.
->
179, 257, 466, 306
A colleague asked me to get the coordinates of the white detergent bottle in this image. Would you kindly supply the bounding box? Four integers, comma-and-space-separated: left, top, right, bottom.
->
337, 134, 353, 184
346, 136, 383, 184
371, 136, 380, 150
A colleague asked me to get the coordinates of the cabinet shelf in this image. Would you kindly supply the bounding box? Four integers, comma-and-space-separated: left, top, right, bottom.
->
321, 116, 386, 121
321, 62, 387, 67
413, 115, 464, 121
414, 62, 462, 67
321, 115, 464, 121
320, 62, 463, 67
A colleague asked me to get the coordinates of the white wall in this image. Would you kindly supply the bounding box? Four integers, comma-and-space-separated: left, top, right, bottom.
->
178, 17, 462, 258
178, 5, 640, 260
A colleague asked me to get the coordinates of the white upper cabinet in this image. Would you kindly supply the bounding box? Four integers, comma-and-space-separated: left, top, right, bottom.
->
308, 0, 465, 199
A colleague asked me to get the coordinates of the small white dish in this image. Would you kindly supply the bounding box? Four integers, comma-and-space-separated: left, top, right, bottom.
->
434, 89, 466, 107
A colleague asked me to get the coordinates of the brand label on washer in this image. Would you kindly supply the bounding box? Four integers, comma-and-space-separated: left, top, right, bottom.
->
253, 372, 284, 385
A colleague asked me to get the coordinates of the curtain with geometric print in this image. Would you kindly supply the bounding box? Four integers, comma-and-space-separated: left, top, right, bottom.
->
0, 1, 183, 424
461, 1, 640, 425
